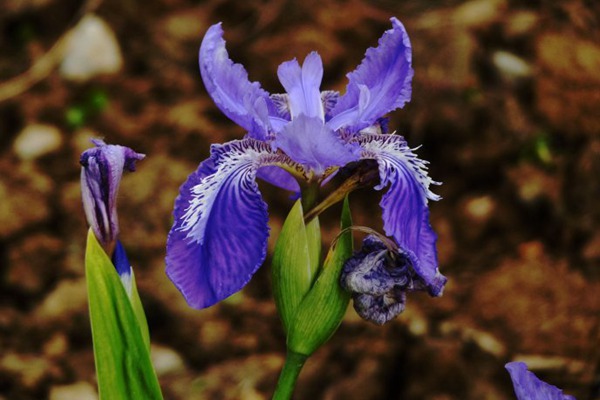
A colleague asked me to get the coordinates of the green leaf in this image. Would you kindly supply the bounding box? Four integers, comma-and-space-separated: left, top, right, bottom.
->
272, 200, 321, 333
287, 196, 353, 356
85, 229, 163, 400
129, 271, 150, 349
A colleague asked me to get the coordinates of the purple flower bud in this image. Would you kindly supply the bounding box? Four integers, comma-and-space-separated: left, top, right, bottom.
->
340, 235, 434, 325
80, 139, 144, 248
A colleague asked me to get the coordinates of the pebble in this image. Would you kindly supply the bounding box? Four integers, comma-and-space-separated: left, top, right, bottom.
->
492, 50, 532, 81
34, 278, 88, 323
0, 353, 54, 389
60, 14, 123, 81
453, 0, 506, 29
151, 344, 186, 377
49, 381, 98, 400
13, 124, 63, 160
464, 195, 496, 222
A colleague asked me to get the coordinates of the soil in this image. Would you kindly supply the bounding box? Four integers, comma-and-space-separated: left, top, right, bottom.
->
0, 0, 599, 399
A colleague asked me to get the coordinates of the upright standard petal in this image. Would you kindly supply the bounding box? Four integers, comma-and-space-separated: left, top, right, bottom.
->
506, 362, 576, 400
277, 52, 325, 121
328, 17, 414, 132
166, 139, 299, 309
359, 134, 445, 295
272, 114, 359, 176
80, 139, 145, 246
200, 23, 276, 140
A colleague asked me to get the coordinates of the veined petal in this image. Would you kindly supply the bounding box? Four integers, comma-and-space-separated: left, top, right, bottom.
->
328, 17, 414, 132
505, 362, 576, 400
272, 114, 359, 176
277, 52, 325, 121
199, 23, 275, 140
166, 139, 299, 309
359, 134, 445, 295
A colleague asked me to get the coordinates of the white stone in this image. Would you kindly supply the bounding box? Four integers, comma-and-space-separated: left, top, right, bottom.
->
151, 344, 186, 376
60, 14, 123, 81
13, 124, 63, 160
49, 382, 98, 400
492, 50, 532, 81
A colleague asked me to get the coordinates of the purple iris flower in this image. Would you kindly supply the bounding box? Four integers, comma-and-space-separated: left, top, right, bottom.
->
506, 362, 576, 400
80, 139, 145, 285
166, 17, 444, 309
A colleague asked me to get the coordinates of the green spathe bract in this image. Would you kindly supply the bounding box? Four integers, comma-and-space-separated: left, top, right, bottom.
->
85, 229, 163, 400
272, 197, 353, 400
272, 200, 321, 333
287, 196, 352, 356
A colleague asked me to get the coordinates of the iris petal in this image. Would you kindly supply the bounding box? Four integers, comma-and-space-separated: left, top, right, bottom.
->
359, 134, 445, 295
277, 52, 325, 121
199, 23, 276, 140
272, 114, 359, 176
256, 166, 300, 192
166, 139, 298, 309
505, 362, 576, 400
80, 139, 145, 245
328, 17, 413, 132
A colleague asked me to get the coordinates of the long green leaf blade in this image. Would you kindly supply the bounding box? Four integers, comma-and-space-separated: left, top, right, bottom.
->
85, 229, 163, 400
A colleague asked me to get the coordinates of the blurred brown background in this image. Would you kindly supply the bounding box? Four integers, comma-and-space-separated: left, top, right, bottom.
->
1, 0, 599, 399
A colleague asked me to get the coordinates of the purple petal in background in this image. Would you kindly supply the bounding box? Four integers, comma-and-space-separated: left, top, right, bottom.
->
506, 362, 576, 400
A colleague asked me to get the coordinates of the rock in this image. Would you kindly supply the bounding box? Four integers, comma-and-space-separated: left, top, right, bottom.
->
43, 333, 69, 358
463, 195, 496, 223
453, 0, 507, 29
34, 278, 88, 323
0, 352, 56, 390
60, 14, 123, 82
49, 381, 97, 400
151, 345, 186, 377
13, 124, 63, 160
0, 162, 53, 239
504, 11, 539, 38
492, 51, 532, 81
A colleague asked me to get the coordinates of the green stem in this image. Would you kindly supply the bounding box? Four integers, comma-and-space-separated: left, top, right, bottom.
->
301, 181, 320, 211
273, 350, 308, 400
304, 161, 379, 223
